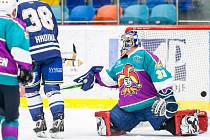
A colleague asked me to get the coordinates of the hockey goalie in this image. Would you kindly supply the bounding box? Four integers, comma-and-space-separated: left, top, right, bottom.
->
74, 30, 208, 136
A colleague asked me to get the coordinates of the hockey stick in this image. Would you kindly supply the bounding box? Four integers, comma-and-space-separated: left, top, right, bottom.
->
60, 83, 82, 90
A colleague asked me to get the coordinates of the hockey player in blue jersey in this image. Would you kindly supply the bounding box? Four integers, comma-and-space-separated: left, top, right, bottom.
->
74, 31, 207, 136
16, 0, 64, 138
0, 0, 33, 140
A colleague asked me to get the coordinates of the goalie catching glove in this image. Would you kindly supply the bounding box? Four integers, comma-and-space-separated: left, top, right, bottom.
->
151, 87, 178, 119
73, 66, 103, 91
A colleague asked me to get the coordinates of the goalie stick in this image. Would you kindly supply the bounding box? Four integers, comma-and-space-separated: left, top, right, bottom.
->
60, 83, 82, 90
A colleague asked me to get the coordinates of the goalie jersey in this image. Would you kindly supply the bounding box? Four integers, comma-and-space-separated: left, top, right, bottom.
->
16, 0, 61, 61
100, 48, 173, 112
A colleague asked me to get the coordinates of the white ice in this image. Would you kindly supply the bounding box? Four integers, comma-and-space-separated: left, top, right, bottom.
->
19, 108, 210, 140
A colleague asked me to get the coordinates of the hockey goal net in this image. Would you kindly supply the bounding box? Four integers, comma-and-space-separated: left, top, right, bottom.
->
125, 25, 210, 115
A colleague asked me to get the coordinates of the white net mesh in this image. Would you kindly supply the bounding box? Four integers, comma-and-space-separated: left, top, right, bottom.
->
125, 26, 209, 111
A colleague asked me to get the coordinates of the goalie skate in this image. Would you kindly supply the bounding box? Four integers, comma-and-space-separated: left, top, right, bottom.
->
49, 113, 64, 139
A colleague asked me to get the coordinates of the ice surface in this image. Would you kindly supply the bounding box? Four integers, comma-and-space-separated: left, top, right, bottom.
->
19, 108, 210, 140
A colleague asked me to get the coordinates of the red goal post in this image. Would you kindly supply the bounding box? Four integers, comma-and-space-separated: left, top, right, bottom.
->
125, 25, 210, 32
124, 25, 210, 112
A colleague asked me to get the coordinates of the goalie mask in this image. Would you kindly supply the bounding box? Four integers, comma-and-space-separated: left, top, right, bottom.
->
0, 0, 17, 16
120, 31, 140, 57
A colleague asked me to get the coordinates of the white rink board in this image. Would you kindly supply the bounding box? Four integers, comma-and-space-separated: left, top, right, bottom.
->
56, 25, 210, 102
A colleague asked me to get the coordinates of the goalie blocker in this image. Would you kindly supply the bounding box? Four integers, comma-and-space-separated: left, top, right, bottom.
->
95, 109, 208, 136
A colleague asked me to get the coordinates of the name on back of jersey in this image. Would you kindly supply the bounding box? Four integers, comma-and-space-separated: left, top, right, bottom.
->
34, 33, 56, 44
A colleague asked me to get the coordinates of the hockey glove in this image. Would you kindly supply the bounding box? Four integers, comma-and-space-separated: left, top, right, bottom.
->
18, 68, 33, 86
151, 88, 178, 118
152, 97, 167, 117
74, 66, 103, 91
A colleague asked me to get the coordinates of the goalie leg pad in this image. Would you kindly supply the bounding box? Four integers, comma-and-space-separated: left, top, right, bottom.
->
198, 111, 208, 133
175, 109, 208, 136
95, 111, 111, 136
95, 111, 126, 136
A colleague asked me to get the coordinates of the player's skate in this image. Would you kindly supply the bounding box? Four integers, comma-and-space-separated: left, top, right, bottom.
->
49, 113, 64, 139
33, 113, 47, 138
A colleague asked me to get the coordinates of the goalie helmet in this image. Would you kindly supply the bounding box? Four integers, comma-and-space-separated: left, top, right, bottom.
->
0, 0, 17, 16
120, 31, 140, 57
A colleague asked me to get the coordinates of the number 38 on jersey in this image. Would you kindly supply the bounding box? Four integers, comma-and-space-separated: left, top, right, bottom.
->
22, 6, 54, 32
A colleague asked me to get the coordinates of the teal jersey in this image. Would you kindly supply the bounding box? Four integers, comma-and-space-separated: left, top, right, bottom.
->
0, 15, 32, 85
107, 48, 173, 112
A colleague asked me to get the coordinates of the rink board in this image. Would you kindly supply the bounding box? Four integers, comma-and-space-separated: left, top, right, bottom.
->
20, 97, 210, 111
19, 25, 210, 111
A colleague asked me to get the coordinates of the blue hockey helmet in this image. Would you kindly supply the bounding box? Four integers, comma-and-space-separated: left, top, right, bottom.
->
120, 31, 140, 57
